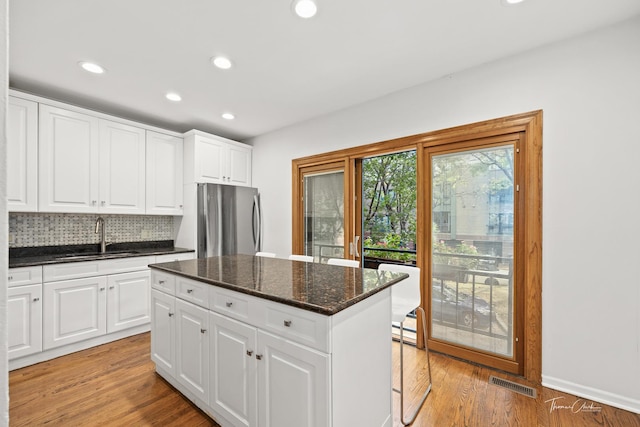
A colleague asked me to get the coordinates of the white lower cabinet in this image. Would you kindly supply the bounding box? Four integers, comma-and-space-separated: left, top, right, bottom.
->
151, 289, 176, 375
43, 276, 108, 349
176, 298, 210, 403
10, 254, 193, 370
107, 271, 151, 333
257, 330, 329, 427
210, 312, 258, 427
8, 284, 43, 359
43, 270, 152, 350
151, 271, 332, 427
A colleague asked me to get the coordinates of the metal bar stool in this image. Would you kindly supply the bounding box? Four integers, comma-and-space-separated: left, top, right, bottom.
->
379, 263, 432, 425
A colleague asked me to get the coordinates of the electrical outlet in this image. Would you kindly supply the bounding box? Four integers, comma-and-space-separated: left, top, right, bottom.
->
141, 229, 151, 239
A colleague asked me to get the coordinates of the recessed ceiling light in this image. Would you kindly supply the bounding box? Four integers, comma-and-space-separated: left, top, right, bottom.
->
212, 56, 233, 70
79, 61, 106, 74
166, 92, 182, 102
222, 113, 235, 120
501, 0, 525, 5
292, 0, 317, 18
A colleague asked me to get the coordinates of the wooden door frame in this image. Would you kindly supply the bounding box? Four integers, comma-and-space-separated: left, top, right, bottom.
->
292, 110, 542, 382
421, 133, 525, 375
292, 160, 353, 259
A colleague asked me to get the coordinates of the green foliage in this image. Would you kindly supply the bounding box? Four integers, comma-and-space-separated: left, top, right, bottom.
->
363, 235, 416, 263
432, 220, 479, 268
362, 151, 417, 248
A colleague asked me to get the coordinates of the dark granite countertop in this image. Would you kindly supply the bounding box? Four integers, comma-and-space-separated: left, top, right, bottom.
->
9, 240, 194, 268
149, 254, 408, 316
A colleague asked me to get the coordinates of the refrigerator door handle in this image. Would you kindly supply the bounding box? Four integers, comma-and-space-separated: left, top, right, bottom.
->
203, 185, 211, 257
253, 195, 261, 251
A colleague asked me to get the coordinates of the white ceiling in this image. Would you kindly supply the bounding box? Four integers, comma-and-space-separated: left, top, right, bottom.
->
9, 0, 640, 141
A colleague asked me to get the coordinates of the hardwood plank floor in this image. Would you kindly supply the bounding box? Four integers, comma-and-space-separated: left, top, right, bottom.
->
9, 332, 640, 426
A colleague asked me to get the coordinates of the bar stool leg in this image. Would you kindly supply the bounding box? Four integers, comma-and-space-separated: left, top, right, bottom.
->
393, 307, 432, 426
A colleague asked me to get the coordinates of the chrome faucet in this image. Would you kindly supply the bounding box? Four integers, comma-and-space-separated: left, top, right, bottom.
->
95, 217, 107, 253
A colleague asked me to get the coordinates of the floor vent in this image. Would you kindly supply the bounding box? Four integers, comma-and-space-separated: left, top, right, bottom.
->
489, 375, 537, 398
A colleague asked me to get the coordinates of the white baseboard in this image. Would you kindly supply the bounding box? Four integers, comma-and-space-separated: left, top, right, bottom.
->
542, 375, 640, 414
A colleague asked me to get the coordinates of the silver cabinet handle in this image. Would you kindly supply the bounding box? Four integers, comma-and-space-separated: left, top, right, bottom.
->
246, 350, 253, 357
92, 200, 97, 205
256, 354, 263, 360
100, 287, 105, 291
284, 320, 292, 327
8, 276, 13, 281
187, 289, 193, 294
109, 286, 114, 290
159, 280, 165, 284
226, 301, 233, 307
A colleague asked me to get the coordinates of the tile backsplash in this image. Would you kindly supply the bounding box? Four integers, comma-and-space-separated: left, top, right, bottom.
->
9, 213, 174, 248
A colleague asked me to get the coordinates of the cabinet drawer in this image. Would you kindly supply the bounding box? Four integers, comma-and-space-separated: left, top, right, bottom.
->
43, 261, 101, 282
155, 252, 195, 263
176, 276, 209, 309
258, 301, 330, 352
151, 271, 176, 295
8, 266, 43, 287
210, 286, 252, 323
101, 256, 155, 275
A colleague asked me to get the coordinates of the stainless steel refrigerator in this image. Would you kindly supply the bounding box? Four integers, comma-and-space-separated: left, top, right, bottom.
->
197, 183, 262, 258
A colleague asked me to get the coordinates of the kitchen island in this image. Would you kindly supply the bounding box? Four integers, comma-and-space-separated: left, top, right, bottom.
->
149, 254, 408, 427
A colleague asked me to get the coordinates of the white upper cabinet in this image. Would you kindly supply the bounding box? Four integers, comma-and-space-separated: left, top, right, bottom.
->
98, 120, 146, 214
146, 131, 184, 215
7, 96, 38, 212
227, 143, 252, 187
39, 104, 146, 214
39, 104, 100, 213
184, 130, 252, 187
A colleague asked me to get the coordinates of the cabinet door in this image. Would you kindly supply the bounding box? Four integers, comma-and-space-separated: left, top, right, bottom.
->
151, 289, 176, 375
210, 312, 258, 427
8, 284, 43, 359
146, 131, 184, 215
99, 120, 146, 214
107, 271, 151, 333
227, 144, 252, 187
257, 331, 329, 427
176, 298, 209, 402
39, 105, 100, 212
195, 136, 225, 183
43, 276, 107, 349
7, 96, 38, 212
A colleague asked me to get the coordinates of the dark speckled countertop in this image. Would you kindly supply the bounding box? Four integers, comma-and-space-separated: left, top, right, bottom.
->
149, 254, 408, 315
9, 240, 194, 268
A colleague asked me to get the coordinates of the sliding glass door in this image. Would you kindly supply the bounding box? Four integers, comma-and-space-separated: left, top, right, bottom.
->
425, 134, 524, 374
293, 161, 351, 262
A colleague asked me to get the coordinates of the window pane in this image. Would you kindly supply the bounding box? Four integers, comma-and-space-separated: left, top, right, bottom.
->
303, 171, 344, 261
431, 145, 515, 357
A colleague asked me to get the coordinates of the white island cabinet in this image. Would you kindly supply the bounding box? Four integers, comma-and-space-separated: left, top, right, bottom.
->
149, 255, 404, 427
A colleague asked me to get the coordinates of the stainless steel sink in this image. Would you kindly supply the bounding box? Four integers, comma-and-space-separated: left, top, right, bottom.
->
55, 251, 140, 261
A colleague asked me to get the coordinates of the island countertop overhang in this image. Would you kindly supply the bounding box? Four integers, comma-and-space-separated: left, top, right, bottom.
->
149, 254, 408, 316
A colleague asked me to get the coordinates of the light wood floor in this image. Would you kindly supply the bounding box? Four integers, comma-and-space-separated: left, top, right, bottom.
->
9, 333, 640, 426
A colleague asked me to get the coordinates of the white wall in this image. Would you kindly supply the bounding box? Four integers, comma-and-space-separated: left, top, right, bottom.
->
249, 16, 640, 413
1, 0, 9, 423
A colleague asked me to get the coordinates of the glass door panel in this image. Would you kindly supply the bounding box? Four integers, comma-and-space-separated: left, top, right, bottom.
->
431, 145, 515, 357
303, 170, 345, 262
